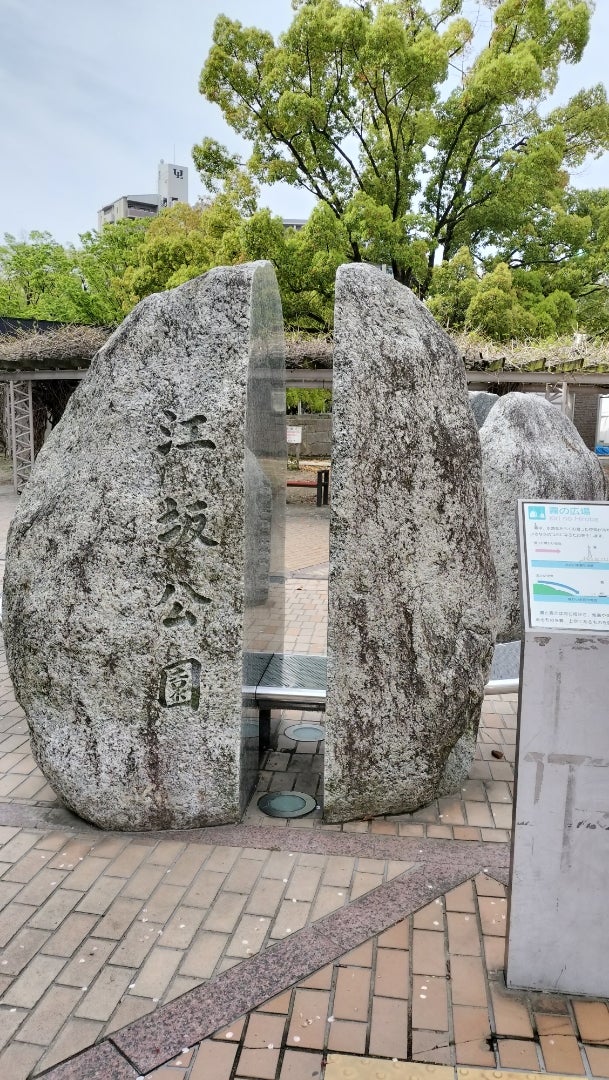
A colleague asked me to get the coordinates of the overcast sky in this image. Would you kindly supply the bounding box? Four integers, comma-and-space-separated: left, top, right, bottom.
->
1, 0, 608, 246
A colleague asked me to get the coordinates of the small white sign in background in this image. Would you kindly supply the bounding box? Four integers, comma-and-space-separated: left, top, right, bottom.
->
286, 425, 303, 445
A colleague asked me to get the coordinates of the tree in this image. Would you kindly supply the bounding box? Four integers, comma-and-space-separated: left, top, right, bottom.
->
197, 0, 609, 293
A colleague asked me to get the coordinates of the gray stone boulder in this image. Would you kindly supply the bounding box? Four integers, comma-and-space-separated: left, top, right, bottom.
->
469, 390, 498, 428
323, 264, 498, 823
480, 392, 607, 640
3, 262, 286, 830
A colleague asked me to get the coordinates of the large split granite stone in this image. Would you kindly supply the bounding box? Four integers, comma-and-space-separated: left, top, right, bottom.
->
480, 392, 608, 641
323, 264, 498, 823
469, 390, 498, 428
3, 262, 286, 830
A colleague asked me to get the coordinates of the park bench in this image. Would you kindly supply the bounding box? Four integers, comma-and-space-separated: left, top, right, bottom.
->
286, 467, 330, 506
246, 640, 521, 751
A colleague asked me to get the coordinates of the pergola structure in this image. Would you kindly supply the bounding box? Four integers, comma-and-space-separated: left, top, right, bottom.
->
0, 321, 105, 493
1, 320, 608, 492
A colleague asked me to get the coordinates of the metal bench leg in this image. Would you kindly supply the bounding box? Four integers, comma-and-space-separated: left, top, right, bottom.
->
259, 708, 271, 754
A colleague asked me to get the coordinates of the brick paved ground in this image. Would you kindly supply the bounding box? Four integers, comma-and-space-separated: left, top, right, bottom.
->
0, 492, 608, 1079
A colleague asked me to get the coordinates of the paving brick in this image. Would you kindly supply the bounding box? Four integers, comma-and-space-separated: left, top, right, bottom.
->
179, 931, 228, 978
0, 926, 50, 975
262, 851, 300, 880
204, 890, 248, 933
2, 953, 66, 1008
573, 1000, 609, 1044
104, 842, 152, 877
586, 1045, 609, 1078
0, 1004, 28, 1050
34, 1017, 104, 1073
445, 881, 476, 913
60, 856, 110, 891
94, 896, 142, 939
483, 934, 506, 974
498, 1037, 541, 1070
447, 912, 480, 956
374, 947, 409, 999
237, 1046, 280, 1078
327, 1019, 367, 1054
285, 865, 322, 902
412, 974, 449, 1031
103, 993, 155, 1034
287, 988, 330, 1050
213, 1016, 247, 1040
310, 885, 345, 920
245, 1011, 286, 1047
321, 857, 355, 887
183, 868, 226, 907
478, 895, 507, 936
490, 980, 534, 1037
147, 840, 186, 866
130, 946, 182, 999
298, 965, 334, 991
160, 905, 206, 949
411, 1028, 453, 1065
350, 871, 383, 899
75, 874, 125, 914
28, 888, 82, 930
49, 838, 96, 868
453, 1004, 495, 1066
333, 965, 370, 1022
141, 883, 186, 923
75, 964, 136, 1021
450, 954, 488, 1007
279, 1049, 324, 1078
377, 919, 410, 949
412, 929, 447, 976
88, 836, 128, 859
271, 899, 310, 939
109, 920, 161, 967
413, 900, 444, 930
165, 846, 213, 887
189, 1038, 238, 1079
15, 867, 68, 906
369, 996, 409, 1058
245, 876, 286, 917
14, 984, 83, 1045
0, 902, 36, 946
228, 914, 270, 957
205, 846, 242, 873
223, 858, 263, 894
0, 832, 39, 863
121, 862, 168, 900
338, 942, 373, 968
0, 1040, 43, 1079
540, 1027, 586, 1075
57, 937, 115, 987
2, 847, 54, 883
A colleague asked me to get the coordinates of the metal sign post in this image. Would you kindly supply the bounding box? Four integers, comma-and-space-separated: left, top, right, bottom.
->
506, 499, 609, 996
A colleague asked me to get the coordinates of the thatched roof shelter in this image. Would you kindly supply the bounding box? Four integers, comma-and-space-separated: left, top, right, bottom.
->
0, 324, 108, 373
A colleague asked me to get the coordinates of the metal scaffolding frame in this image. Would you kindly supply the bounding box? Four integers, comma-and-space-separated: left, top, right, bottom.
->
8, 381, 35, 494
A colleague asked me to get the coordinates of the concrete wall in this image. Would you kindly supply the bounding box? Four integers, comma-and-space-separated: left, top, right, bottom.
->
287, 413, 332, 458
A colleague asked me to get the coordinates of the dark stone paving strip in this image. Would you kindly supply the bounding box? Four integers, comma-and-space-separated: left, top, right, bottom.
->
107, 860, 483, 1075
37, 1042, 138, 1079
0, 800, 510, 870
112, 925, 344, 1075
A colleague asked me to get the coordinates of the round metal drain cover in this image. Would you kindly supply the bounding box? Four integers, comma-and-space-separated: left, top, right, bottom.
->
257, 791, 317, 818
284, 723, 325, 743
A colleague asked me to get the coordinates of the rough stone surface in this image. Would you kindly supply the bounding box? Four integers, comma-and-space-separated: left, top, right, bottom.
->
4, 262, 285, 830
480, 391, 608, 641
469, 390, 498, 428
323, 264, 497, 823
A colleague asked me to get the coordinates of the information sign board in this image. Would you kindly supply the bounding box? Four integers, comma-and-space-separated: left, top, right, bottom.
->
521, 500, 609, 632
286, 425, 303, 445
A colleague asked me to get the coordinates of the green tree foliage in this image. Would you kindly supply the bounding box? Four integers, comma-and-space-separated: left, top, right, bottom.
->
286, 388, 332, 412
197, 0, 609, 293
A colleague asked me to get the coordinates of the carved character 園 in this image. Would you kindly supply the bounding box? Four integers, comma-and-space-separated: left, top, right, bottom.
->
158, 659, 201, 709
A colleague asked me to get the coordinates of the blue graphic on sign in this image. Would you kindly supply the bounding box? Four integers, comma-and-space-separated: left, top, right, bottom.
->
528, 506, 546, 520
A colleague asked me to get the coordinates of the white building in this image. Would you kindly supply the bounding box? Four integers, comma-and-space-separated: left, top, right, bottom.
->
97, 161, 189, 229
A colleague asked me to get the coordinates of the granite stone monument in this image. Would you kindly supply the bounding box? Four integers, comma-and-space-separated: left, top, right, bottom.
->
480, 392, 607, 640
323, 264, 497, 823
4, 262, 285, 830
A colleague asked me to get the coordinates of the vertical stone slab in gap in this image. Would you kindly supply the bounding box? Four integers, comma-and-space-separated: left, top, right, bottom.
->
323, 263, 497, 823
4, 262, 285, 830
